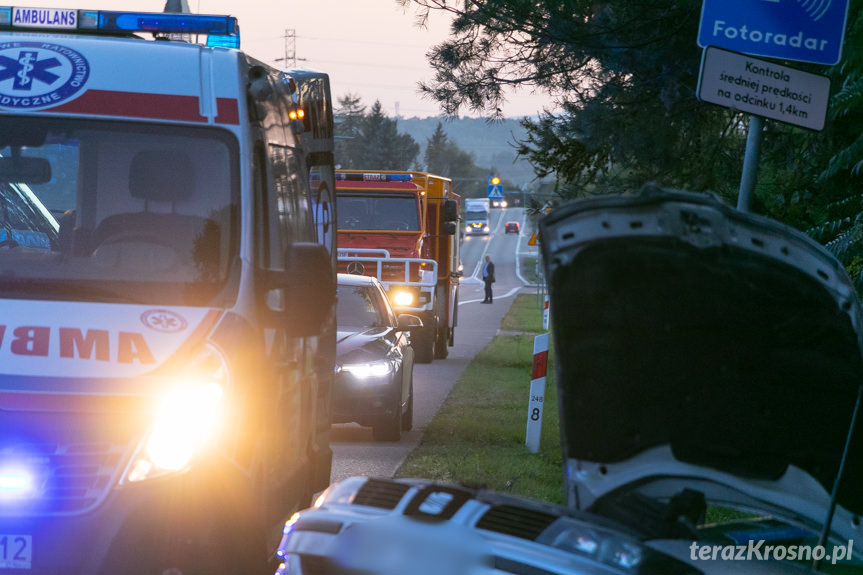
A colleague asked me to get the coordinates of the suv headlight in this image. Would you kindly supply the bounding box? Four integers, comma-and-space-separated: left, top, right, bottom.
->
121, 344, 229, 484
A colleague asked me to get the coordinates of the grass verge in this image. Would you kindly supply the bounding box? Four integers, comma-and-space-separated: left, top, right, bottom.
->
396, 293, 564, 504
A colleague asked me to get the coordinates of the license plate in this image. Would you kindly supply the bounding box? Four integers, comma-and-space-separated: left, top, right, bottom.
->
0, 535, 31, 569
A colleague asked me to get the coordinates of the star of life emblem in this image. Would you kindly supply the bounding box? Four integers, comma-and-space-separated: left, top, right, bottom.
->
0, 41, 89, 109
140, 309, 189, 333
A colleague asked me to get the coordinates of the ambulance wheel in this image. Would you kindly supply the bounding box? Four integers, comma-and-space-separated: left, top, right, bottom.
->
413, 324, 435, 364
434, 327, 449, 360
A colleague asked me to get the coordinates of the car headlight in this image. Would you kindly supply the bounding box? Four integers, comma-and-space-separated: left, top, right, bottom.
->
465, 226, 471, 233
122, 344, 229, 484
483, 225, 490, 232
538, 518, 643, 571
339, 360, 393, 380
391, 290, 414, 306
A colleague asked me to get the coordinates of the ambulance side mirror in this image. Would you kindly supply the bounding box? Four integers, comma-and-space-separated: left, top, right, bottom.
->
262, 242, 335, 337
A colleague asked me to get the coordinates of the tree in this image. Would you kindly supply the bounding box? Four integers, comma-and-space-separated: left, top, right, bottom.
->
402, 0, 863, 297
334, 97, 420, 170
401, 0, 750, 198
356, 101, 420, 170
334, 94, 366, 169
423, 122, 486, 195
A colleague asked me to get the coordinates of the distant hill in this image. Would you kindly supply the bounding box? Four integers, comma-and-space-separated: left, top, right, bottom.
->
397, 116, 538, 188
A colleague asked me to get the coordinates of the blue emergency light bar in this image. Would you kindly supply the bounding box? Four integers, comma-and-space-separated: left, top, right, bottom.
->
0, 7, 239, 47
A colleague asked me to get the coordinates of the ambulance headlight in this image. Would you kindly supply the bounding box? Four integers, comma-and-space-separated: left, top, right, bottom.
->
122, 345, 229, 484
483, 225, 490, 232
391, 290, 414, 307
465, 226, 471, 233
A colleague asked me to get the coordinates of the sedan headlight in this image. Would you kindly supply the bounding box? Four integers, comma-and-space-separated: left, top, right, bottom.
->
339, 360, 393, 380
122, 344, 229, 484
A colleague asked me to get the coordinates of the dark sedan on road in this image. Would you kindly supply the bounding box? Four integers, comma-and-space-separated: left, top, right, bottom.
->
333, 273, 421, 441
504, 221, 520, 234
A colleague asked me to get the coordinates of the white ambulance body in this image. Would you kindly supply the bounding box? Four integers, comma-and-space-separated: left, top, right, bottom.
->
0, 8, 336, 575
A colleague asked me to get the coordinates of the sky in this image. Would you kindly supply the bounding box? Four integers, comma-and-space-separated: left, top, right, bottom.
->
12, 0, 556, 118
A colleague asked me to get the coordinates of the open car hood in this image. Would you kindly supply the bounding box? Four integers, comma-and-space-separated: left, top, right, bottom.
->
539, 186, 863, 547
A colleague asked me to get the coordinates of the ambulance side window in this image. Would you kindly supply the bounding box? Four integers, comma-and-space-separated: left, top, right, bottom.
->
254, 143, 275, 269
269, 144, 308, 267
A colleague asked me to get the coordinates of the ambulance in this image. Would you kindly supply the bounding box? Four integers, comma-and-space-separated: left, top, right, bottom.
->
0, 7, 336, 575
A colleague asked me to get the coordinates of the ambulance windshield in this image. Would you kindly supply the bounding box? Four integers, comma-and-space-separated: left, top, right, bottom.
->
0, 117, 239, 306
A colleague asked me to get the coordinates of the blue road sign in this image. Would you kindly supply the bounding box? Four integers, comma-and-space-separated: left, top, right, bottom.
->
698, 0, 850, 65
487, 185, 503, 199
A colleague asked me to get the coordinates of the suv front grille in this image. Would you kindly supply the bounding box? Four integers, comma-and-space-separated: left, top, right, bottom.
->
476, 505, 557, 541
351, 478, 411, 510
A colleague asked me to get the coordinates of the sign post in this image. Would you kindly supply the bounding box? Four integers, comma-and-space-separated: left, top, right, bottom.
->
697, 0, 849, 212
525, 333, 549, 454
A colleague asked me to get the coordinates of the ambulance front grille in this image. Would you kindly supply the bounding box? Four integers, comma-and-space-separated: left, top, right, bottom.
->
0, 441, 126, 516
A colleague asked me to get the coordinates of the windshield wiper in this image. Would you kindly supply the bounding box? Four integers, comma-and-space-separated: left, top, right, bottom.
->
0, 279, 141, 303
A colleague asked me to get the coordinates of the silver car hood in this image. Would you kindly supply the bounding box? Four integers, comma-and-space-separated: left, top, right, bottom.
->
539, 186, 863, 548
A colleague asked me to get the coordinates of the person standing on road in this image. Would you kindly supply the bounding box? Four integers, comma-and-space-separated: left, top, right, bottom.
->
482, 254, 495, 303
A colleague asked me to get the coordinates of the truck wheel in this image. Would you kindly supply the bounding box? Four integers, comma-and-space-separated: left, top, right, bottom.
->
434, 327, 449, 359
413, 324, 435, 364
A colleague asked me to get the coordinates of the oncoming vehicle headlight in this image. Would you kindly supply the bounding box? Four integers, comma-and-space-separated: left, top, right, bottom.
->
122, 344, 229, 484
340, 360, 393, 380
391, 290, 414, 306
483, 225, 490, 232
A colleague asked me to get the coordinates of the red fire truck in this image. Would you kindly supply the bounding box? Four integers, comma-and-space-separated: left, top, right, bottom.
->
336, 171, 460, 363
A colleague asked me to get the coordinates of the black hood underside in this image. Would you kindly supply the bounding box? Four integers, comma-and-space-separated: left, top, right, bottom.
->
543, 194, 863, 517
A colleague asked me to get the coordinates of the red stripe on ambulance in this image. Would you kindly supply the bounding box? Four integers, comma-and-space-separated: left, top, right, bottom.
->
50, 89, 240, 124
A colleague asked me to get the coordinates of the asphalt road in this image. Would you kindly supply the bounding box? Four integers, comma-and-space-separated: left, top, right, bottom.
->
330, 207, 538, 482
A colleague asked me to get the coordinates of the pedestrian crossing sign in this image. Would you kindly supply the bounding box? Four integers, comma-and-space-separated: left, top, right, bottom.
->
487, 184, 503, 199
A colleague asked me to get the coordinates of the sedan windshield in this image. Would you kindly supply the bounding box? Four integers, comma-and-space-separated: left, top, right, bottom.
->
0, 117, 239, 305
337, 284, 387, 328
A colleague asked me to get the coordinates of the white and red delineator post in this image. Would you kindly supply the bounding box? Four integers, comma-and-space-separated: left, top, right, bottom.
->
542, 295, 549, 331
525, 332, 549, 453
